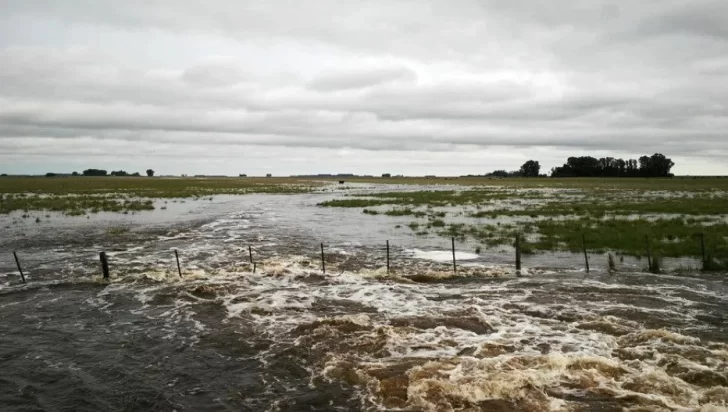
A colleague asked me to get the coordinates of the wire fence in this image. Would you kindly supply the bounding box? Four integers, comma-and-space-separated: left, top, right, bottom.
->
3, 231, 725, 287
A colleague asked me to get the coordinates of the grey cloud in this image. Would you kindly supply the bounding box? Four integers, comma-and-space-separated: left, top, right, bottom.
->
1, 0, 727, 175
308, 66, 417, 91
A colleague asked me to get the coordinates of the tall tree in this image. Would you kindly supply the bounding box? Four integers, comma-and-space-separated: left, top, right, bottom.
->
82, 169, 108, 176
519, 160, 541, 177
146, 169, 155, 177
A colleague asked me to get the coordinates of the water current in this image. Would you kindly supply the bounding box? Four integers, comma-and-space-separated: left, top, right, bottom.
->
1, 185, 726, 411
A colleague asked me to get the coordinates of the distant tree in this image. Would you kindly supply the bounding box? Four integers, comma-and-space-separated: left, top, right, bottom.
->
72, 171, 79, 176
110, 170, 129, 177
639, 153, 675, 177
0, 173, 7, 177
45, 172, 57, 177
382, 173, 391, 178
82, 169, 108, 176
131, 172, 141, 177
519, 160, 541, 177
146, 169, 155, 177
489, 170, 509, 178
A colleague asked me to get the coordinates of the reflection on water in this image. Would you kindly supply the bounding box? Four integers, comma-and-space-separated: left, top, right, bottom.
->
0, 188, 726, 411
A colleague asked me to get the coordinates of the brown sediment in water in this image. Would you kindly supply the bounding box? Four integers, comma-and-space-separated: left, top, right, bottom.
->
404, 266, 508, 283
618, 329, 701, 346
576, 318, 636, 337
316, 339, 728, 412
700, 387, 728, 405
621, 370, 695, 404
476, 342, 520, 358
188, 284, 233, 299
389, 315, 495, 335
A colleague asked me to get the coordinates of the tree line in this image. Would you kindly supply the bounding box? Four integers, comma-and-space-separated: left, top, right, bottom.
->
482, 154, 675, 178
42, 169, 156, 177
79, 169, 155, 177
550, 153, 674, 177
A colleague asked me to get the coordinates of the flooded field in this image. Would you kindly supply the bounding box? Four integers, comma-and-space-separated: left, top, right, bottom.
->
1, 183, 727, 411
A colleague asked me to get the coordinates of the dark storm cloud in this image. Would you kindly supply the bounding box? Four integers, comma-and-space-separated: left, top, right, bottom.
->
0, 0, 727, 175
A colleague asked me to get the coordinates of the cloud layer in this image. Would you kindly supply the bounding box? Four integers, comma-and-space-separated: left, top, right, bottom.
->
1, 0, 727, 175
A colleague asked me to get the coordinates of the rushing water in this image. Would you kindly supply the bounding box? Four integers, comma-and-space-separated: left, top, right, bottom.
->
1, 187, 727, 411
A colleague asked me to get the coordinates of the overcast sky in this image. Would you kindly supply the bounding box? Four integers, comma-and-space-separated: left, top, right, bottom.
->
1, 0, 727, 176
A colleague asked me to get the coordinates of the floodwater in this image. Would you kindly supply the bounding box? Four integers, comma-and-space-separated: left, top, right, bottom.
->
1, 185, 726, 411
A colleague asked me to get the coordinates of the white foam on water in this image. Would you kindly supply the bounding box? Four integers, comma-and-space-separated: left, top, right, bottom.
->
48, 252, 727, 412
408, 249, 480, 262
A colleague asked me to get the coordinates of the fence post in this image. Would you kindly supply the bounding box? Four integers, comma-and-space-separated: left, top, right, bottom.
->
515, 234, 522, 271
582, 233, 590, 273
253, 263, 257, 274
645, 235, 653, 272
386, 240, 390, 274
451, 237, 457, 274
13, 252, 26, 284
248, 246, 253, 264
174, 249, 182, 278
320, 243, 326, 274
99, 252, 110, 279
700, 232, 707, 269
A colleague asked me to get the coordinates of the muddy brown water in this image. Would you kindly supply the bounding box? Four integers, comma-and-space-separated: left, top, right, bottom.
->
1, 188, 726, 411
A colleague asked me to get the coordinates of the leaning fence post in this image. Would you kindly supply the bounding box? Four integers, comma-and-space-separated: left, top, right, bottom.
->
386, 240, 390, 274
515, 234, 522, 271
645, 235, 653, 272
451, 237, 457, 274
320, 243, 326, 274
582, 233, 590, 273
248, 246, 253, 264
99, 252, 110, 279
13, 252, 26, 284
174, 249, 182, 278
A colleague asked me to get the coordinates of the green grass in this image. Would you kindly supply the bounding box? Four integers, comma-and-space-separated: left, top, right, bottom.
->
318, 199, 390, 208
316, 176, 728, 191
0, 194, 155, 215
0, 176, 319, 197
317, 178, 728, 264
383, 208, 426, 217
471, 195, 728, 217
0, 176, 319, 215
436, 217, 728, 259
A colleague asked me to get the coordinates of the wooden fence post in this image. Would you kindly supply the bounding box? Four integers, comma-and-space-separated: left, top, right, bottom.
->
451, 237, 457, 274
320, 243, 326, 274
386, 240, 390, 274
700, 232, 707, 269
99, 252, 110, 279
174, 249, 182, 278
248, 246, 253, 264
645, 235, 653, 272
515, 234, 522, 271
582, 233, 590, 273
13, 252, 26, 284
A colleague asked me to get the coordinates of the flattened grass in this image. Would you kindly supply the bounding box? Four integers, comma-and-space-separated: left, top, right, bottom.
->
318, 178, 728, 262
0, 176, 319, 215
0, 176, 319, 197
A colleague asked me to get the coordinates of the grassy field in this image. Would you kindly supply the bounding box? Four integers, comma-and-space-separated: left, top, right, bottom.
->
318, 177, 728, 268
0, 176, 320, 215
4, 175, 728, 268
320, 176, 728, 191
